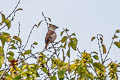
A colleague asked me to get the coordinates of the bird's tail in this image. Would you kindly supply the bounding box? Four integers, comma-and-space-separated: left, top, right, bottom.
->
44, 45, 47, 49
44, 43, 49, 50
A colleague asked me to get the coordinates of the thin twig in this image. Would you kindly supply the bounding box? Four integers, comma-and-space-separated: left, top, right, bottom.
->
16, 22, 24, 60
42, 12, 49, 28
0, 0, 21, 31
7, 0, 20, 19
64, 29, 82, 57
23, 25, 36, 49
97, 34, 103, 64
103, 32, 116, 64
18, 22, 21, 37
89, 64, 100, 79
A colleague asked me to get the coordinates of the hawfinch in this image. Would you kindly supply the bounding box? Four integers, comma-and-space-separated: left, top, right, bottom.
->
45, 24, 58, 49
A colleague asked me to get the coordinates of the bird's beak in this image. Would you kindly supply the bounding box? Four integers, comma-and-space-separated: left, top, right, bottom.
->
56, 26, 59, 29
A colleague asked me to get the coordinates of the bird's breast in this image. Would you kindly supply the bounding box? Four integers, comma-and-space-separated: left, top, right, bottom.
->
51, 32, 57, 42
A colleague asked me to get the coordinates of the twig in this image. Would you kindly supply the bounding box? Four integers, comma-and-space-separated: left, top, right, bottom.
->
16, 22, 24, 60
89, 64, 100, 79
18, 22, 21, 37
7, 0, 20, 19
0, 0, 21, 31
0, 70, 7, 79
64, 29, 82, 57
42, 12, 49, 28
103, 32, 116, 64
0, 1, 21, 78
97, 34, 103, 64
23, 24, 36, 49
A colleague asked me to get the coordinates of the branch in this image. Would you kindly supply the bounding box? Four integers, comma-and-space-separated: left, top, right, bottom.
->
97, 34, 103, 64
64, 29, 82, 57
7, 0, 20, 19
103, 32, 116, 64
23, 24, 36, 49
0, 0, 21, 30
42, 12, 49, 28
18, 22, 21, 37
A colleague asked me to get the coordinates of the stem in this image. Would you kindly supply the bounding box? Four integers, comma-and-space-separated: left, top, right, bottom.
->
42, 12, 49, 28
64, 29, 82, 57
23, 25, 36, 49
97, 34, 103, 64
103, 32, 116, 64
0, 0, 21, 31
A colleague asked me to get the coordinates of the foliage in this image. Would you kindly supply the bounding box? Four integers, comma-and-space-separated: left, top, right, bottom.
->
0, 0, 120, 80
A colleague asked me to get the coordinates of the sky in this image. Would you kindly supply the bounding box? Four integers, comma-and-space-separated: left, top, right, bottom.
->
0, 0, 120, 71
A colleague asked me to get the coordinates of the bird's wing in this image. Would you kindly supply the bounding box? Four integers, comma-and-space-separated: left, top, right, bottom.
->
45, 30, 55, 44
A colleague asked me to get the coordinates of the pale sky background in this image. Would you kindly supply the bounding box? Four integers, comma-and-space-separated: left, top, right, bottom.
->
0, 0, 120, 66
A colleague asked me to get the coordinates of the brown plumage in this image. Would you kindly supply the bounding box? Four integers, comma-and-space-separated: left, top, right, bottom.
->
45, 24, 58, 49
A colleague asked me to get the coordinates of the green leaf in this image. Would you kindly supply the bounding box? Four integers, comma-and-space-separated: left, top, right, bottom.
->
71, 33, 76, 36
4, 19, 11, 29
0, 70, 4, 76
116, 29, 120, 33
71, 78, 75, 80
2, 32, 10, 36
4, 77, 12, 80
0, 46, 4, 68
16, 8, 23, 12
0, 32, 11, 47
60, 31, 64, 36
2, 32, 11, 42
69, 38, 77, 50
9, 44, 17, 49
67, 49, 70, 57
61, 36, 68, 43
63, 42, 67, 49
61, 42, 67, 49
93, 62, 105, 71
50, 75, 57, 80
8, 56, 14, 61
0, 13, 5, 24
13, 75, 21, 80
0, 57, 4, 69
33, 42, 38, 45
91, 36, 95, 42
24, 50, 31, 55
102, 44, 106, 54
0, 38, 5, 48
88, 73, 94, 80
93, 55, 99, 60
10, 40, 15, 44
7, 51, 14, 56
0, 46, 4, 55
91, 51, 98, 55
58, 69, 66, 79
59, 78, 64, 80
22, 64, 27, 70
114, 41, 120, 48
65, 28, 69, 32
13, 36, 22, 45
41, 67, 48, 74
112, 35, 118, 39
36, 71, 40, 77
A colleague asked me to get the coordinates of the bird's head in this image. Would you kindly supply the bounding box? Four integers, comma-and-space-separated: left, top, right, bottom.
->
48, 24, 58, 31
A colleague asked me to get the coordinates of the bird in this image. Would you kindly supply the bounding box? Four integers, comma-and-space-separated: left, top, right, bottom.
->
44, 24, 58, 49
